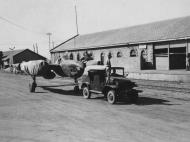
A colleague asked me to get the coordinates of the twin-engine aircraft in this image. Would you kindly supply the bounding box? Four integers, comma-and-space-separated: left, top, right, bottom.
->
15, 54, 101, 92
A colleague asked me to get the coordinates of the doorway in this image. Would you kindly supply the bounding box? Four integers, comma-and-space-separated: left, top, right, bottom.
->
169, 47, 186, 69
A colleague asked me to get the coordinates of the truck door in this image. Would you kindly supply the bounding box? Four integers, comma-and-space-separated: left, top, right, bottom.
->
89, 70, 105, 91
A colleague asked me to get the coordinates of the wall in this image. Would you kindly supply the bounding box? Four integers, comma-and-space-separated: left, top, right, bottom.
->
51, 39, 190, 72
52, 45, 141, 71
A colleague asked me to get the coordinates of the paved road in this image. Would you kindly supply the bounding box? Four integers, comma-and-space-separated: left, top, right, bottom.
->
0, 72, 190, 142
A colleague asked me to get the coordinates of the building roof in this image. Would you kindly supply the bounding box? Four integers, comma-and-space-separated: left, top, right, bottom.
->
51, 16, 190, 52
2, 49, 25, 60
2, 49, 46, 61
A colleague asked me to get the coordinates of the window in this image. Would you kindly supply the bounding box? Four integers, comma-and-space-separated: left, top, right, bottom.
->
117, 51, 122, 57
100, 52, 105, 64
70, 53, 73, 60
62, 52, 69, 60
141, 49, 148, 62
130, 49, 137, 57
77, 53, 80, 61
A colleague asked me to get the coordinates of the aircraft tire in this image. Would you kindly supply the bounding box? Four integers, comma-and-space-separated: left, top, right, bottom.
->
82, 87, 91, 99
29, 82, 37, 93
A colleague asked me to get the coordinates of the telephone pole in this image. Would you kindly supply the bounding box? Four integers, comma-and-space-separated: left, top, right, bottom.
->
74, 3, 79, 35
74, 0, 79, 50
33, 44, 35, 52
46, 33, 52, 50
36, 43, 38, 54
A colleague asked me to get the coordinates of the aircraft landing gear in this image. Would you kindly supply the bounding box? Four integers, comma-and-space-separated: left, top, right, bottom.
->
29, 76, 37, 93
74, 78, 80, 93
29, 82, 37, 92
74, 85, 79, 92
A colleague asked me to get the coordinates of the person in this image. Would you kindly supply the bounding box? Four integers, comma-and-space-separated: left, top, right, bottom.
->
186, 54, 190, 71
111, 68, 116, 76
105, 53, 112, 83
106, 52, 112, 68
57, 56, 62, 64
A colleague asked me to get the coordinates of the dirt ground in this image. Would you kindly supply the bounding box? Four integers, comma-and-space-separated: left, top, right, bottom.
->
0, 72, 190, 142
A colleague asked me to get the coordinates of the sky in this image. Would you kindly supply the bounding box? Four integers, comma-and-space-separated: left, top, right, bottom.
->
0, 0, 190, 59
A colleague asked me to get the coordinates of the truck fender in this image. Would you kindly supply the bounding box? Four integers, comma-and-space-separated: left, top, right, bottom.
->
81, 82, 90, 89
103, 86, 117, 95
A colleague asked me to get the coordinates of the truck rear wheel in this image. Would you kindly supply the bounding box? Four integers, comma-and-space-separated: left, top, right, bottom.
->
82, 87, 91, 99
107, 90, 117, 104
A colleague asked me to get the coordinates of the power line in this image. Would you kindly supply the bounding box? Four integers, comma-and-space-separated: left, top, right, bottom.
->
0, 16, 45, 36
0, 39, 62, 46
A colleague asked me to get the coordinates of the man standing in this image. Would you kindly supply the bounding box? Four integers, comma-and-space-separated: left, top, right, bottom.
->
106, 52, 112, 68
186, 54, 190, 71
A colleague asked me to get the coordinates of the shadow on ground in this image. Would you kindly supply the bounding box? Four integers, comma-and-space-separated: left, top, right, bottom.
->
115, 96, 180, 105
34, 92, 48, 93
39, 86, 81, 96
135, 97, 175, 105
38, 84, 75, 88
85, 96, 174, 106
39, 86, 177, 106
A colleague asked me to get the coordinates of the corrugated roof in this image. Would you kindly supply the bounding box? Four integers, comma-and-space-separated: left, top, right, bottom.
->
51, 16, 190, 52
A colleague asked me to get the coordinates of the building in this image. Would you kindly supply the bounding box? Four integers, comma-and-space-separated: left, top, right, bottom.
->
2, 49, 46, 68
50, 16, 190, 72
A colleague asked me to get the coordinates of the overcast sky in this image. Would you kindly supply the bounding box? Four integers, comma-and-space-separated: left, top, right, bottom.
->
0, 0, 190, 58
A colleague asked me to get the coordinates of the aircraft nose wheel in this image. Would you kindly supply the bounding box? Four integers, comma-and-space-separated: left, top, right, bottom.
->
29, 82, 37, 93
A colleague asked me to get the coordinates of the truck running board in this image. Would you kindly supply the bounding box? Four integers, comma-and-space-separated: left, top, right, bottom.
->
90, 90, 102, 94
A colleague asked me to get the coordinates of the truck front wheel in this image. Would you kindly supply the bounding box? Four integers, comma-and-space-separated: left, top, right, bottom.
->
82, 87, 91, 99
107, 90, 117, 104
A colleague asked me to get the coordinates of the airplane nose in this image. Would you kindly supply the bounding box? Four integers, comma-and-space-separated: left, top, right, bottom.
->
70, 63, 85, 78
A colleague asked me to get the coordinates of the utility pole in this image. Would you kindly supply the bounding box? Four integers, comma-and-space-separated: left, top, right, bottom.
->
36, 43, 38, 54
33, 44, 35, 52
74, 0, 79, 50
74, 2, 79, 35
46, 33, 52, 50
74, 0, 79, 35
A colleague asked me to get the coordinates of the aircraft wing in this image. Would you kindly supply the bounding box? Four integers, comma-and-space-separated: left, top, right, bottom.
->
50, 60, 85, 79
19, 60, 56, 79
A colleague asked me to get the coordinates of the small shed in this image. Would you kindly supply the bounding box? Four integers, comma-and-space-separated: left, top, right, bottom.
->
2, 49, 46, 67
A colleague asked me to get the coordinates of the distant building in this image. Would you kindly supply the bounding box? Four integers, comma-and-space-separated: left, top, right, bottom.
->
50, 16, 190, 71
2, 49, 46, 68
